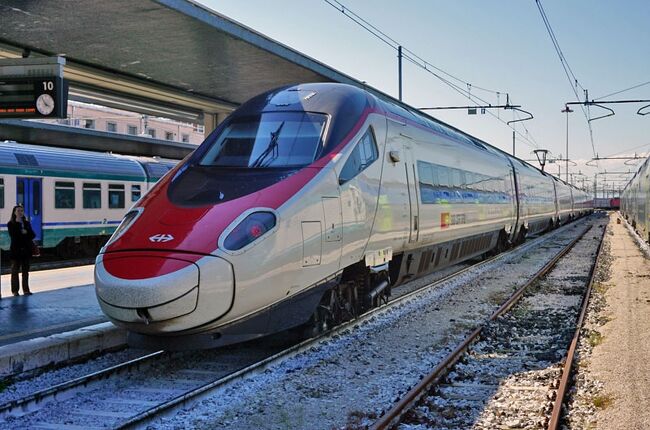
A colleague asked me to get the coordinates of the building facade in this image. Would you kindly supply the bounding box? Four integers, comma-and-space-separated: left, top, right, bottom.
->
40, 102, 205, 145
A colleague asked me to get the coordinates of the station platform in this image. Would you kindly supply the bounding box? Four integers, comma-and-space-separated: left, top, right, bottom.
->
0, 266, 125, 377
0, 285, 105, 346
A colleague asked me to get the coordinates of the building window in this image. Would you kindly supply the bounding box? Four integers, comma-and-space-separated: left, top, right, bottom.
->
147, 128, 156, 139
131, 184, 141, 202
55, 181, 75, 209
108, 184, 125, 208
0, 178, 4, 208
83, 183, 101, 209
84, 119, 95, 130
165, 131, 174, 141
107, 122, 117, 133
193, 124, 205, 133
127, 125, 138, 135
181, 133, 190, 143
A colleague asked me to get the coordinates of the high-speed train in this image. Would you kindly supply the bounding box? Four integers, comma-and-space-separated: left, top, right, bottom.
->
94, 83, 592, 350
0, 141, 177, 256
621, 154, 650, 243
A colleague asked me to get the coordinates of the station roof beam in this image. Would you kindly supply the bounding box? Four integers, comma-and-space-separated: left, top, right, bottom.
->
0, 0, 359, 136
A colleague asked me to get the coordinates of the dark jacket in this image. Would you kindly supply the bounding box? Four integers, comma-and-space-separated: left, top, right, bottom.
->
8, 218, 36, 260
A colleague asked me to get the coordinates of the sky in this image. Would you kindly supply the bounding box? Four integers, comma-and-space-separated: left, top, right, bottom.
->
199, 0, 650, 194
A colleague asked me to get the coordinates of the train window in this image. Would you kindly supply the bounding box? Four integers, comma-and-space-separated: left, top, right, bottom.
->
17, 180, 24, 207
131, 185, 141, 202
108, 184, 125, 209
465, 172, 475, 190
55, 182, 75, 209
450, 169, 459, 188
0, 178, 4, 208
417, 161, 436, 204
199, 112, 327, 168
83, 183, 102, 209
338, 129, 379, 185
417, 161, 434, 186
437, 166, 450, 187
430, 165, 440, 186
457, 170, 467, 189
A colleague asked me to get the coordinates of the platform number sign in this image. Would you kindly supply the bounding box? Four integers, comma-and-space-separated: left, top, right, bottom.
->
0, 76, 68, 119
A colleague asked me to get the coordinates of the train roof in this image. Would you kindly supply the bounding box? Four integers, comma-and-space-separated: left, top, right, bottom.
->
369, 87, 590, 193
623, 154, 650, 192
0, 141, 148, 181
114, 154, 179, 182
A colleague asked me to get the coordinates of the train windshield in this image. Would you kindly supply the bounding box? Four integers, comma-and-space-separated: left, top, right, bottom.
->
198, 112, 327, 168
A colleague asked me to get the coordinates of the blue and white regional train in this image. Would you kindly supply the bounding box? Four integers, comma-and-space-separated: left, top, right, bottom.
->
0, 141, 176, 256
94, 83, 592, 349
621, 154, 650, 243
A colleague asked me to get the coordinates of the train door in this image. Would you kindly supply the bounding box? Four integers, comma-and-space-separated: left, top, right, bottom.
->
403, 143, 419, 243
16, 177, 43, 242
338, 127, 382, 266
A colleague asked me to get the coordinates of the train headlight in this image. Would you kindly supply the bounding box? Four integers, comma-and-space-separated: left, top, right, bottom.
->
223, 211, 276, 251
106, 208, 143, 246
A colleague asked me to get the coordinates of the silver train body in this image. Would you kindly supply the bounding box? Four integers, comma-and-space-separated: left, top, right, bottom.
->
621, 155, 650, 243
94, 83, 593, 349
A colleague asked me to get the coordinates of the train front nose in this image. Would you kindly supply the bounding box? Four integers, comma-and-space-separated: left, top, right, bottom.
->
94, 252, 233, 333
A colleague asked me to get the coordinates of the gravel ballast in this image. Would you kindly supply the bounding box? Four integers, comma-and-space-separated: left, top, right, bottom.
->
149, 220, 596, 430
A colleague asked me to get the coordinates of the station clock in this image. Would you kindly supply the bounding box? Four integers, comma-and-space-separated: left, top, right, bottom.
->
0, 76, 68, 118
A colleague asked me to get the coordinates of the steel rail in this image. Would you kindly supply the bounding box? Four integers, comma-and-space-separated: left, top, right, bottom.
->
0, 350, 165, 419
114, 252, 508, 429
0, 220, 578, 428
116, 220, 591, 429
548, 223, 607, 429
370, 224, 594, 430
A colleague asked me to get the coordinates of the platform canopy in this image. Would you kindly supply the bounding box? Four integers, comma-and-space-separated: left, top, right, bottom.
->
0, 0, 361, 145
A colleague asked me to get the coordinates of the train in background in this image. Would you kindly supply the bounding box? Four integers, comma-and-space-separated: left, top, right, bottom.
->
94, 83, 593, 350
621, 154, 650, 243
594, 197, 620, 209
0, 141, 177, 257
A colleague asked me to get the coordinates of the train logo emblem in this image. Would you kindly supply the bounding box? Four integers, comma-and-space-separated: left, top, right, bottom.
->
149, 234, 174, 243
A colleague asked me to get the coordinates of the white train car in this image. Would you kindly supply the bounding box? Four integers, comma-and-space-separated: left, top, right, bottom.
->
622, 155, 650, 243
94, 83, 592, 350
0, 141, 176, 256
552, 176, 575, 225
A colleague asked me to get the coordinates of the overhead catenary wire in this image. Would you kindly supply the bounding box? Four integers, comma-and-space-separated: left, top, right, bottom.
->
323, 0, 502, 96
323, 0, 541, 150
601, 141, 650, 158
596, 80, 650, 100
535, 0, 598, 160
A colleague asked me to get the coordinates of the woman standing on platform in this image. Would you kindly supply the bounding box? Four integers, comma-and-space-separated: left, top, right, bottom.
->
7, 205, 35, 296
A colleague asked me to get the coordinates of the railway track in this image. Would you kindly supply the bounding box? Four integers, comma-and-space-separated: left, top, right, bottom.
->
0, 242, 508, 428
371, 218, 607, 430
0, 333, 300, 429
0, 217, 600, 429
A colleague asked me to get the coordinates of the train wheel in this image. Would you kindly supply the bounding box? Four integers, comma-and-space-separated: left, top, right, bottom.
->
298, 303, 336, 339
488, 230, 509, 256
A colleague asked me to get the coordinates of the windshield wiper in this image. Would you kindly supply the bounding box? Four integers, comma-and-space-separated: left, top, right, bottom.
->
250, 121, 284, 168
